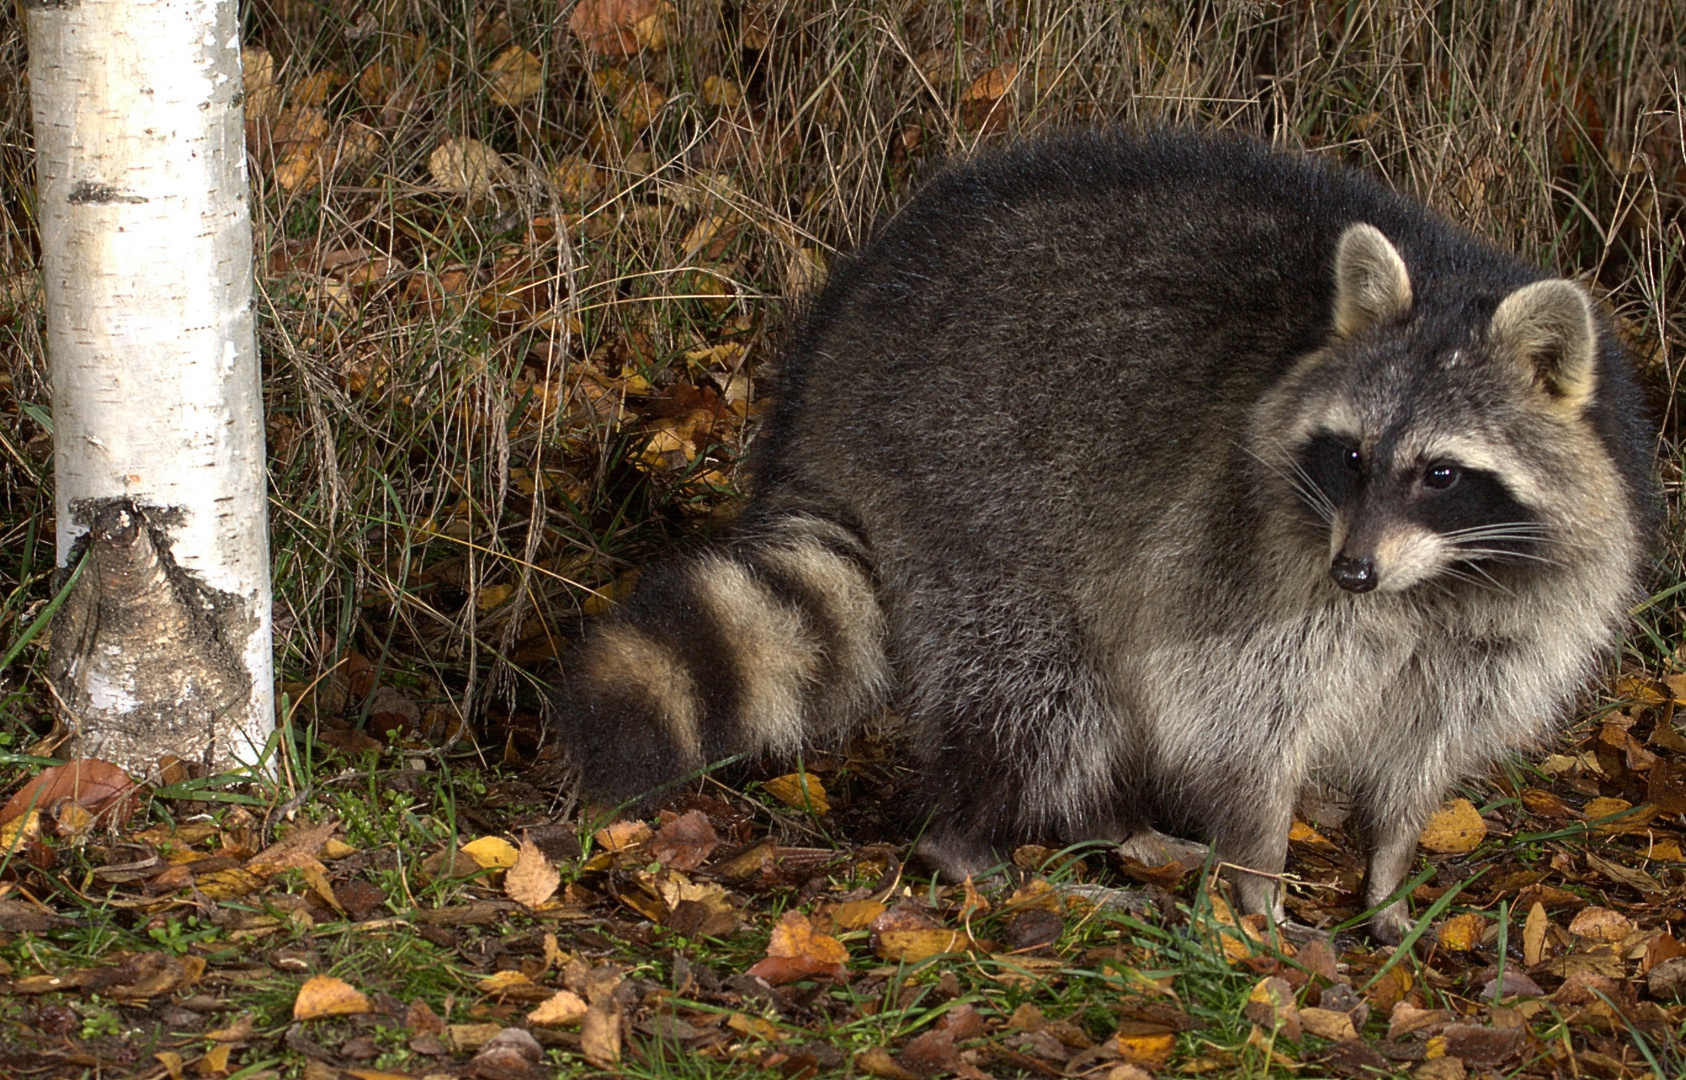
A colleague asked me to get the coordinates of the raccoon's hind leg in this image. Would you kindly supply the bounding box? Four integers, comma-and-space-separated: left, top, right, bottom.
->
550, 516, 889, 809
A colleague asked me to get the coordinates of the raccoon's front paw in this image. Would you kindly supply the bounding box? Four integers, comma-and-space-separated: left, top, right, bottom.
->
912, 831, 1006, 884
1369, 902, 1416, 946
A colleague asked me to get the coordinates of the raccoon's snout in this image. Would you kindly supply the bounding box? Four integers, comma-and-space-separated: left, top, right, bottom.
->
1330, 555, 1378, 593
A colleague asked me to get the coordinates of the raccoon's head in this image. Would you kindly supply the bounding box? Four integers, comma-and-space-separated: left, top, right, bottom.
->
1255, 222, 1631, 597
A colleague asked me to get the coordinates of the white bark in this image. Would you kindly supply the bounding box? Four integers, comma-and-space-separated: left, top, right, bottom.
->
30, 0, 272, 776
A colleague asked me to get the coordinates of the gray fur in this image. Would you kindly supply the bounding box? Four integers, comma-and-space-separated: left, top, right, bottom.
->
551, 132, 1658, 941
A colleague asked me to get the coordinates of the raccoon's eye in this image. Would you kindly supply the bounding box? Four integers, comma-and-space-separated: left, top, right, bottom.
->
1344, 448, 1362, 472
1423, 463, 1461, 490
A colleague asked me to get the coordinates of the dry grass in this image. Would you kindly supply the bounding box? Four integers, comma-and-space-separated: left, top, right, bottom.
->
0, 0, 1682, 776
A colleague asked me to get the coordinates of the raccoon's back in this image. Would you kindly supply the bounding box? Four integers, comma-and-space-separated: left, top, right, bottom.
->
752, 132, 1517, 555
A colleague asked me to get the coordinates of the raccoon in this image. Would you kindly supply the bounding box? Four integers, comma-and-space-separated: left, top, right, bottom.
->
552, 131, 1658, 940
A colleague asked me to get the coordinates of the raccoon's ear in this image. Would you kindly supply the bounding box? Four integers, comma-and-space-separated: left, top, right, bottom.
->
1332, 223, 1413, 339
1490, 279, 1598, 409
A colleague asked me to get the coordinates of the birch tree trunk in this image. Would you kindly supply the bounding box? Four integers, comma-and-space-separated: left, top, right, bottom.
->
29, 0, 273, 778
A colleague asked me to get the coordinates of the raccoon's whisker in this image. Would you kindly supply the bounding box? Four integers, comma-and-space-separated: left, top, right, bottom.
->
1452, 547, 1565, 568
1245, 442, 1336, 524
1441, 522, 1550, 544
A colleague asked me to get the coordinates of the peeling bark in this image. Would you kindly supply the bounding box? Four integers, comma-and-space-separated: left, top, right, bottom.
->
49, 500, 256, 775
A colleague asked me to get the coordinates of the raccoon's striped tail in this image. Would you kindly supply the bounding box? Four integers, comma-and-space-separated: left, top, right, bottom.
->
550, 515, 889, 808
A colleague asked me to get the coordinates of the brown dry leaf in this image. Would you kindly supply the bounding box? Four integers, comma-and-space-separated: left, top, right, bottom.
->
580, 1001, 622, 1067
1568, 906, 1635, 942
569, 0, 658, 57
617, 80, 666, 130
155, 1051, 186, 1080
650, 809, 720, 870
293, 974, 371, 1020
528, 989, 589, 1027
487, 45, 543, 106
763, 772, 830, 814
0, 758, 141, 827
746, 909, 850, 985
1584, 851, 1663, 894
1419, 798, 1487, 853
1299, 1007, 1358, 1040
429, 137, 503, 198
727, 1012, 785, 1041
962, 61, 1020, 103
1243, 975, 1301, 1040
1522, 902, 1550, 966
505, 832, 562, 909
593, 818, 653, 852
831, 899, 888, 930
1439, 911, 1486, 952
702, 74, 743, 108
856, 1047, 922, 1080
248, 818, 341, 875
293, 71, 344, 107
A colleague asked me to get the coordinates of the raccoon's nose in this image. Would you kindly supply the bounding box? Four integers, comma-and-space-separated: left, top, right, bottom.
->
1330, 555, 1378, 593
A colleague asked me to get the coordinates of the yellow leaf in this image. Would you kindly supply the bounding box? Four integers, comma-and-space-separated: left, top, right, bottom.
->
506, 832, 562, 909
727, 1011, 786, 1041
155, 1052, 186, 1080
321, 838, 359, 859
461, 835, 519, 869
196, 1042, 233, 1077
831, 899, 888, 930
1113, 1025, 1175, 1067
1418, 798, 1487, 854
478, 970, 536, 993
875, 928, 968, 963
196, 868, 263, 902
476, 583, 514, 611
528, 989, 589, 1027
487, 46, 544, 106
293, 974, 371, 1020
300, 861, 341, 912
1438, 912, 1486, 951
1299, 1007, 1357, 1040
763, 772, 830, 815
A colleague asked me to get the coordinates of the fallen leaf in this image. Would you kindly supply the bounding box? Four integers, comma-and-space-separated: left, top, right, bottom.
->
1300, 1006, 1358, 1040
746, 910, 849, 984
1113, 1022, 1175, 1067
1522, 902, 1550, 966
1568, 905, 1635, 942
569, 0, 659, 57
505, 832, 562, 909
1584, 851, 1663, 894
593, 819, 653, 852
856, 1047, 922, 1080
0, 758, 140, 828
580, 1001, 623, 1066
429, 137, 503, 198
650, 809, 720, 870
829, 899, 887, 930
461, 835, 519, 869
1419, 798, 1487, 854
528, 989, 589, 1027
1438, 912, 1486, 951
1243, 975, 1301, 1040
726, 1011, 785, 1041
487, 46, 543, 106
763, 772, 829, 814
293, 974, 371, 1020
